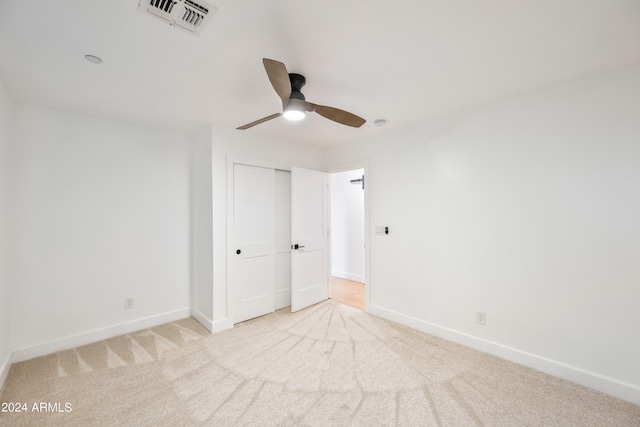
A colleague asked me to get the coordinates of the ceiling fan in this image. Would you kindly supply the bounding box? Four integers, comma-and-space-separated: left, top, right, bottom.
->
237, 58, 366, 130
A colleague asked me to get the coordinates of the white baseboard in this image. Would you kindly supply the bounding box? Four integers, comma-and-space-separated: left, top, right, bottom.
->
331, 270, 363, 283
368, 304, 640, 405
191, 307, 214, 333
0, 351, 11, 392
11, 308, 191, 363
211, 317, 233, 333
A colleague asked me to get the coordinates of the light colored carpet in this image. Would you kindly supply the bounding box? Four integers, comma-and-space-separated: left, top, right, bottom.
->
1, 300, 639, 426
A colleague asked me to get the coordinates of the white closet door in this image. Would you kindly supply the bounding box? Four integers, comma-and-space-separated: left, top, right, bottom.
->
290, 167, 328, 312
232, 164, 275, 323
275, 170, 292, 309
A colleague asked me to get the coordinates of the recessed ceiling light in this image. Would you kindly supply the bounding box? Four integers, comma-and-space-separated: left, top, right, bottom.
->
84, 54, 103, 64
374, 119, 387, 127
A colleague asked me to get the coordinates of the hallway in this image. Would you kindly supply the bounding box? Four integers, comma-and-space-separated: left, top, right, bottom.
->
329, 276, 364, 310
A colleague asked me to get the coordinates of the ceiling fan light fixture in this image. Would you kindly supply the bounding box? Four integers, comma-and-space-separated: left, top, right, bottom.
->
283, 110, 305, 121
283, 103, 306, 121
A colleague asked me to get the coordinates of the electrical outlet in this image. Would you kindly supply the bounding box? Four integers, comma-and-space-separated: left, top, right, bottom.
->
125, 298, 134, 310
476, 311, 486, 325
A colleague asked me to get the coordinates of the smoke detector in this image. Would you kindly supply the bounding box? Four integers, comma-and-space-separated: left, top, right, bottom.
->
138, 0, 218, 36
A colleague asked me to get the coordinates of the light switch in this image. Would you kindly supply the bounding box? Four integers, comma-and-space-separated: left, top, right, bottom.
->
375, 226, 389, 236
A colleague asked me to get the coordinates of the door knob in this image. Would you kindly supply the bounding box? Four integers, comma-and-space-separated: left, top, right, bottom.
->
236, 249, 241, 254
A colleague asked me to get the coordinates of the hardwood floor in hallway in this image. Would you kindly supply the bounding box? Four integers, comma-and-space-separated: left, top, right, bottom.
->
329, 276, 364, 310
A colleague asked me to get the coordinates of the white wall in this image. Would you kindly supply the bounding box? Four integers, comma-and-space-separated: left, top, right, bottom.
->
330, 169, 364, 282
190, 126, 214, 330
0, 79, 13, 386
324, 64, 640, 404
210, 125, 323, 330
11, 106, 192, 360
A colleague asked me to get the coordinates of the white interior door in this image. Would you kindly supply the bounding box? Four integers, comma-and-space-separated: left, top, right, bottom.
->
291, 166, 328, 312
275, 170, 292, 309
233, 164, 275, 323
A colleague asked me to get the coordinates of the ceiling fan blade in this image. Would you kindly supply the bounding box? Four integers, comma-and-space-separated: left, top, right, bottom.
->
236, 113, 282, 130
263, 58, 291, 106
300, 100, 316, 112
313, 105, 366, 128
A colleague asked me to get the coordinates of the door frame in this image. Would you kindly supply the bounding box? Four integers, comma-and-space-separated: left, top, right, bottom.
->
327, 160, 370, 311
226, 156, 292, 325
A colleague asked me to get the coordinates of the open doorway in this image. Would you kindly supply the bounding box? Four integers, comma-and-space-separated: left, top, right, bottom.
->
329, 168, 365, 310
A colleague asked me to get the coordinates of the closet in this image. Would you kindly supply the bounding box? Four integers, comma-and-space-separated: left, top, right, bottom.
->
230, 163, 328, 324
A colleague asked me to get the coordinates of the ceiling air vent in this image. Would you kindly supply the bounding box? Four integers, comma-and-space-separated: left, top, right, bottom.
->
138, 0, 218, 36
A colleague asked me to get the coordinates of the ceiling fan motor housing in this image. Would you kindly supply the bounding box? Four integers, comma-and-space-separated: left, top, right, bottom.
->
288, 73, 306, 100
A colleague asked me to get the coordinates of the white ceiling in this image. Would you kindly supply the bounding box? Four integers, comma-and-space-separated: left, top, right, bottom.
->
1, 0, 640, 147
